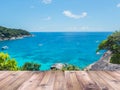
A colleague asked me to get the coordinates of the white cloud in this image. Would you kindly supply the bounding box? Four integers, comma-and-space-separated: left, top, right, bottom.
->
44, 16, 51, 20
63, 10, 87, 19
42, 0, 52, 4
117, 3, 120, 8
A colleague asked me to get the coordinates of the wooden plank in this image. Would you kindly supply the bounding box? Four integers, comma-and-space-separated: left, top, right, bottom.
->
5, 72, 33, 90
76, 71, 100, 90
65, 71, 73, 90
54, 71, 66, 90
0, 71, 119, 90
95, 71, 120, 90
88, 71, 114, 90
17, 72, 42, 90
1, 71, 25, 90
116, 71, 120, 74
105, 71, 120, 80
69, 71, 82, 90
0, 71, 7, 74
19, 71, 45, 90
35, 71, 52, 90
0, 71, 13, 81
0, 71, 19, 89
46, 71, 56, 90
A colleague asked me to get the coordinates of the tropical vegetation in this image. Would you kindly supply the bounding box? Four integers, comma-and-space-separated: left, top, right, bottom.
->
0, 26, 31, 39
0, 52, 19, 70
62, 64, 80, 71
0, 52, 40, 71
0, 52, 80, 71
21, 62, 41, 71
97, 31, 120, 64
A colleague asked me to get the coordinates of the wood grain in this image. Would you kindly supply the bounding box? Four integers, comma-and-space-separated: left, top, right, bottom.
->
0, 71, 119, 90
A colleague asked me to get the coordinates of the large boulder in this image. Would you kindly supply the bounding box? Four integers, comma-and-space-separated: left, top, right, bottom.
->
51, 63, 66, 70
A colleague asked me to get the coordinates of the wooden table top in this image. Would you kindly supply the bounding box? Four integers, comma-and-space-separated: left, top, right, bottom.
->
0, 71, 120, 90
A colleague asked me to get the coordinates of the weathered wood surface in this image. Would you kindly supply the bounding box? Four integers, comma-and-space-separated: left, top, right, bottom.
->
0, 71, 120, 90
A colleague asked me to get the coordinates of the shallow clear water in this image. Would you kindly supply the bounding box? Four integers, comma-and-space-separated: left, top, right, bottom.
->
0, 32, 111, 70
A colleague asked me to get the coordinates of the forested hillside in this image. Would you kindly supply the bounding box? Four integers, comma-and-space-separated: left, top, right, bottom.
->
0, 26, 31, 41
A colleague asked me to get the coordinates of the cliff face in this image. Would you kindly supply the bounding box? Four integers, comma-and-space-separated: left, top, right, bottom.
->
0, 26, 31, 41
85, 51, 120, 71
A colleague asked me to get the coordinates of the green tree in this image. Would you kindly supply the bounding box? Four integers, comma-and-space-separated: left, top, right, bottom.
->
0, 52, 41, 71
0, 52, 19, 70
62, 64, 80, 71
21, 62, 41, 71
96, 40, 108, 52
97, 31, 120, 64
110, 54, 120, 64
0, 26, 31, 39
97, 31, 120, 54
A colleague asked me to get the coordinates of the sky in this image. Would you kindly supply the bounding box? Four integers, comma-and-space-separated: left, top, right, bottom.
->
0, 0, 120, 32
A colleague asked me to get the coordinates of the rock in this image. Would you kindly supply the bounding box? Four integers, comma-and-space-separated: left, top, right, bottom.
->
3, 38, 9, 41
85, 51, 120, 71
0, 38, 3, 41
51, 63, 66, 70
10, 37, 16, 40
96, 52, 100, 55
0, 35, 32, 42
1, 46, 9, 50
16, 37, 23, 39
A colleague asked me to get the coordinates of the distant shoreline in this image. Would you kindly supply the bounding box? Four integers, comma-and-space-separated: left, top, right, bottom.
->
0, 35, 33, 41
0, 26, 32, 41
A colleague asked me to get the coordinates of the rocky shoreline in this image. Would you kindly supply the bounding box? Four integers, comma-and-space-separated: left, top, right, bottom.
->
50, 50, 120, 71
0, 35, 32, 41
85, 51, 120, 71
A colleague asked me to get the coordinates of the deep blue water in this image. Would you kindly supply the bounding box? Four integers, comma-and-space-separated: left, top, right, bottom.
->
0, 32, 111, 70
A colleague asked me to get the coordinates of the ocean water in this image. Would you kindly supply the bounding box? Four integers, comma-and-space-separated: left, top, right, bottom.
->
0, 32, 111, 70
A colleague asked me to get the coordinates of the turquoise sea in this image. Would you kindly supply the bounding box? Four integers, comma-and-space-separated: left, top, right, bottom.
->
0, 32, 111, 70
